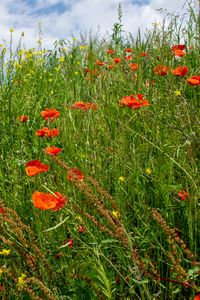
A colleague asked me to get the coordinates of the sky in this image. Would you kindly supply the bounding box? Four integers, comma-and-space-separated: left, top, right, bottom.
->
0, 0, 188, 50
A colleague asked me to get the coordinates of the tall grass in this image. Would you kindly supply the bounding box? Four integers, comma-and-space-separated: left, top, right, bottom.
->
0, 1, 200, 299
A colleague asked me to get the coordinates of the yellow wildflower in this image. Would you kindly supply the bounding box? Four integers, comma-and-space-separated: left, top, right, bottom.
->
118, 176, 125, 182
112, 210, 120, 218
145, 167, 152, 175
10, 28, 14, 33
18, 273, 26, 286
0, 249, 10, 255
174, 90, 181, 96
59, 57, 65, 63
74, 71, 79, 75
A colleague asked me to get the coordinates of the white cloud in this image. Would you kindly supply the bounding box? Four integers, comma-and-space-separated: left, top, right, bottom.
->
0, 0, 188, 50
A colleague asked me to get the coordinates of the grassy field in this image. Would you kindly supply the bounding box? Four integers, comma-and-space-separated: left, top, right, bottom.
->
0, 2, 200, 299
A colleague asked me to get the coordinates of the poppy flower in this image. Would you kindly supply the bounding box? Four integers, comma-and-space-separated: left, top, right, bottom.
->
35, 127, 59, 138
194, 294, 200, 300
141, 52, 148, 57
173, 49, 185, 57
125, 55, 132, 60
187, 75, 200, 86
171, 44, 186, 51
40, 108, 60, 122
153, 65, 168, 76
129, 63, 139, 71
62, 238, 74, 248
26, 160, 49, 176
113, 57, 121, 64
17, 115, 29, 122
67, 167, 84, 182
107, 64, 115, 70
96, 60, 104, 66
70, 101, 97, 111
125, 48, 133, 53
44, 146, 62, 155
170, 66, 188, 76
78, 225, 85, 233
106, 48, 115, 54
119, 94, 150, 110
32, 191, 67, 211
0, 207, 5, 214
178, 190, 189, 201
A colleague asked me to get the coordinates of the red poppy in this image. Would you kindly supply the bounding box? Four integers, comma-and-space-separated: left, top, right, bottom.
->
141, 52, 148, 57
67, 167, 84, 182
171, 44, 186, 51
125, 55, 132, 60
125, 48, 133, 53
44, 146, 62, 155
40, 108, 60, 122
194, 294, 200, 300
173, 49, 185, 57
17, 115, 29, 122
153, 65, 168, 76
0, 207, 5, 214
32, 191, 67, 211
178, 190, 189, 201
26, 160, 49, 176
47, 128, 59, 138
107, 64, 115, 70
119, 94, 150, 110
170, 66, 188, 76
113, 57, 121, 64
129, 63, 139, 71
35, 127, 59, 138
187, 75, 200, 86
70, 101, 97, 111
106, 48, 115, 54
78, 225, 85, 233
96, 60, 104, 66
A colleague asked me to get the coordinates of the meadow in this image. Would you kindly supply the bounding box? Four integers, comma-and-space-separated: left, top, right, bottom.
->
0, 2, 200, 299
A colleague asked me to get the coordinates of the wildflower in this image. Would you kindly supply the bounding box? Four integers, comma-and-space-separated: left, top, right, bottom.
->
17, 273, 26, 287
10, 28, 14, 32
145, 167, 152, 175
153, 65, 168, 76
0, 249, 10, 255
141, 52, 148, 57
44, 146, 62, 156
173, 49, 185, 57
125, 48, 133, 53
0, 207, 5, 214
113, 57, 121, 64
119, 176, 125, 182
35, 127, 59, 138
32, 191, 67, 211
125, 55, 132, 60
129, 63, 139, 71
17, 115, 29, 122
96, 60, 104, 66
187, 75, 200, 86
107, 64, 115, 70
194, 294, 200, 300
174, 90, 181, 96
178, 190, 189, 201
171, 66, 188, 76
78, 225, 85, 233
112, 210, 120, 218
119, 94, 150, 110
26, 160, 49, 177
171, 44, 186, 51
106, 48, 115, 54
40, 108, 60, 122
70, 101, 97, 111
67, 167, 84, 182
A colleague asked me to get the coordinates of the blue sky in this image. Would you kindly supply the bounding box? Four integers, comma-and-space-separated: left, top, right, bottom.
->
0, 0, 187, 49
